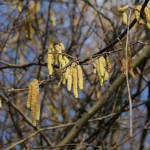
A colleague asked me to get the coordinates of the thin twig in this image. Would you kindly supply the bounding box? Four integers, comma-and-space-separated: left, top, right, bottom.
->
125, 9, 133, 137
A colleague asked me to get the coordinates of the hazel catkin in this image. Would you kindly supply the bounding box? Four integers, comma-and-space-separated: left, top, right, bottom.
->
27, 79, 40, 126
72, 67, 78, 98
95, 56, 110, 86
118, 5, 129, 13
47, 46, 54, 75
77, 65, 84, 90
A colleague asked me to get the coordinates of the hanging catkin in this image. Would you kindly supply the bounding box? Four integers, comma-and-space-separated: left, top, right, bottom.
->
72, 66, 78, 98
47, 45, 54, 75
95, 56, 110, 86
135, 5, 144, 25
118, 5, 129, 13
77, 65, 83, 90
99, 57, 106, 77
67, 73, 72, 91
27, 79, 40, 126
144, 7, 150, 30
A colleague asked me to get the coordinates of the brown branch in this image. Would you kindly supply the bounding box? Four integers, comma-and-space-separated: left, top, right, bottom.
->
0, 61, 47, 70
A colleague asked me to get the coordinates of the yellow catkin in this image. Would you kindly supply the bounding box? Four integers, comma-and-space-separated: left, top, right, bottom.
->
106, 56, 113, 73
144, 7, 150, 30
67, 73, 72, 91
95, 56, 111, 85
61, 58, 66, 69
96, 59, 104, 86
47, 48, 54, 75
31, 99, 37, 126
32, 79, 40, 126
54, 43, 62, 53
58, 54, 63, 64
99, 57, 106, 77
62, 73, 66, 84
135, 5, 145, 24
27, 79, 40, 126
72, 67, 78, 98
77, 65, 83, 90
53, 42, 65, 66
118, 5, 129, 13
27, 83, 32, 108
65, 67, 71, 79
63, 56, 70, 65
59, 43, 65, 51
122, 12, 128, 25
36, 99, 40, 121
50, 11, 56, 28
18, 0, 23, 12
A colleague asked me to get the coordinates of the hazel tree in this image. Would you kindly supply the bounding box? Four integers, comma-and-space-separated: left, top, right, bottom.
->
0, 0, 150, 150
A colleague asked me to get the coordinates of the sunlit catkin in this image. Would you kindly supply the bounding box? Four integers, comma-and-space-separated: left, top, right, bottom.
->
27, 83, 32, 108
59, 43, 65, 51
135, 5, 144, 24
63, 56, 70, 65
27, 79, 40, 126
65, 66, 72, 91
77, 65, 83, 90
65, 67, 71, 79
118, 5, 129, 13
144, 7, 150, 30
67, 73, 72, 91
72, 67, 78, 98
47, 45, 54, 75
99, 57, 106, 77
96, 59, 104, 86
58, 54, 63, 64
54, 43, 63, 53
36, 97, 40, 121
18, 0, 23, 12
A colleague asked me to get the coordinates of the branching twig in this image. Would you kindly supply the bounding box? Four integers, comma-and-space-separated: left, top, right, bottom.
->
125, 10, 133, 137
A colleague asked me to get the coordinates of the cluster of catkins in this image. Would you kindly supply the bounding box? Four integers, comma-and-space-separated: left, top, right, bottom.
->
135, 5, 150, 30
64, 62, 83, 98
47, 42, 69, 76
118, 5, 150, 30
47, 43, 83, 98
27, 79, 40, 126
94, 56, 112, 86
